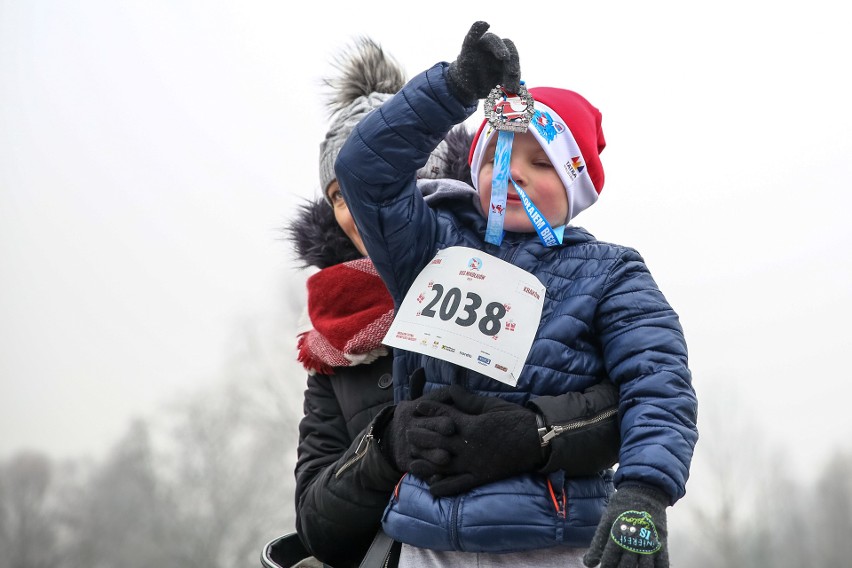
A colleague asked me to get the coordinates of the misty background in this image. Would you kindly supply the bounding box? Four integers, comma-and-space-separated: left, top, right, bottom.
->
2, 1, 851, 566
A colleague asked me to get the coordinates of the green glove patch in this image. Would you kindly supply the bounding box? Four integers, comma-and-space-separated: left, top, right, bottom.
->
609, 510, 662, 554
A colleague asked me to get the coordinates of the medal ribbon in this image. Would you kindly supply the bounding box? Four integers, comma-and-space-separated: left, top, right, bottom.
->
511, 179, 564, 247
484, 130, 514, 245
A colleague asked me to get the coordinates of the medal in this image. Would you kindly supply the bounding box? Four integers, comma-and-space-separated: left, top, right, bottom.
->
484, 84, 535, 133
483, 84, 535, 246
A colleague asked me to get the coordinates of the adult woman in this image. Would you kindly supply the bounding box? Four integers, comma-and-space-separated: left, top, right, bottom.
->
288, 39, 475, 568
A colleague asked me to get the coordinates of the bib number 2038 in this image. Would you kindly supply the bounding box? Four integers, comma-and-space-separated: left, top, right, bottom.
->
419, 283, 506, 336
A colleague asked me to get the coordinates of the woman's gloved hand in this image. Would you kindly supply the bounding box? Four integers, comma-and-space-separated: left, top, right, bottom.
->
378, 369, 452, 472
406, 385, 544, 496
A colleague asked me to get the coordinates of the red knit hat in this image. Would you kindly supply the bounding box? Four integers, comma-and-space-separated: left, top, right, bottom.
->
469, 87, 606, 223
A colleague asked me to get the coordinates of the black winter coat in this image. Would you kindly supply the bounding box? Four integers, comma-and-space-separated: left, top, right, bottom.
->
289, 126, 478, 568
294, 358, 398, 567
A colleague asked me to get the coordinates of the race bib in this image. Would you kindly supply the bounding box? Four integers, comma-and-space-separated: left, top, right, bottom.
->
383, 247, 545, 386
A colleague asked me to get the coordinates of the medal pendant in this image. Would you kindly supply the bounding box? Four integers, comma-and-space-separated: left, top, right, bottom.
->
484, 84, 535, 133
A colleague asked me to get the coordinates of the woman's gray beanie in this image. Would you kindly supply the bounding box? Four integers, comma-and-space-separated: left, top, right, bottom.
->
318, 38, 450, 201
319, 91, 395, 195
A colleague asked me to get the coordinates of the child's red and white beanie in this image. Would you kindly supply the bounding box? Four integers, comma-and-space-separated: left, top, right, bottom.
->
469, 87, 606, 223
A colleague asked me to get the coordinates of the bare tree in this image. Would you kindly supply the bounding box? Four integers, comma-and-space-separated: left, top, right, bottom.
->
811, 451, 852, 566
154, 315, 301, 568
668, 386, 852, 567
741, 451, 813, 568
58, 419, 176, 568
0, 452, 59, 568
0, 275, 323, 568
668, 390, 770, 566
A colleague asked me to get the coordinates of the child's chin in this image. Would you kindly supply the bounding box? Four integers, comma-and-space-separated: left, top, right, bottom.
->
503, 220, 536, 233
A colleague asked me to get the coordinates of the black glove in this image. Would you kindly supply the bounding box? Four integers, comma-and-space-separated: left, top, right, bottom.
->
583, 483, 670, 568
379, 369, 452, 472
406, 385, 543, 496
447, 21, 521, 105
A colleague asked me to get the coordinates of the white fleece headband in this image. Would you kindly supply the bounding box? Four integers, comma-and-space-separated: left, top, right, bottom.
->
470, 100, 601, 224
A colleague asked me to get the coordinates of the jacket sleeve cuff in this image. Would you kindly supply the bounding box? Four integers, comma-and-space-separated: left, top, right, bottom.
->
332, 408, 403, 491
526, 387, 621, 475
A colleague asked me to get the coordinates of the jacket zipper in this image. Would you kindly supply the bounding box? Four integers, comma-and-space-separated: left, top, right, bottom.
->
335, 425, 374, 478
450, 496, 461, 550
540, 407, 618, 445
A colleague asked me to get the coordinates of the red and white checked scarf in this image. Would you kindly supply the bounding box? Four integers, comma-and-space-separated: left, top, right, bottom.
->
297, 258, 395, 375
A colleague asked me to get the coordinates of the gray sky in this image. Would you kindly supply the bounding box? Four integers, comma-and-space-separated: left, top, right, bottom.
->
2, 1, 850, 480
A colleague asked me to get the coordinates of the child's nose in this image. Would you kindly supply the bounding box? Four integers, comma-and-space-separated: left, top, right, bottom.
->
510, 161, 527, 185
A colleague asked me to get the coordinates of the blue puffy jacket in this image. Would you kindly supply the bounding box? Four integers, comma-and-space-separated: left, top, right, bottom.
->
336, 62, 698, 553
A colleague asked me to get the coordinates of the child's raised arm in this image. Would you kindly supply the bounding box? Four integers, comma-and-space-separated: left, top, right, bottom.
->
335, 21, 521, 303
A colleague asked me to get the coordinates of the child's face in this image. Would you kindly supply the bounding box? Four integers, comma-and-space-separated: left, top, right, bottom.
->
477, 131, 569, 232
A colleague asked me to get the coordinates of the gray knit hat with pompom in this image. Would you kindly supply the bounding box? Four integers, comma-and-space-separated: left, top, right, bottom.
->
319, 38, 450, 202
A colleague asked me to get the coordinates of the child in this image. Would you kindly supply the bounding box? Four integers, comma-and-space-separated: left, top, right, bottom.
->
335, 21, 698, 568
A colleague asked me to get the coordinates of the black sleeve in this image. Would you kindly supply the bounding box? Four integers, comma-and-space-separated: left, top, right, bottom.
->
527, 380, 621, 476
294, 374, 401, 568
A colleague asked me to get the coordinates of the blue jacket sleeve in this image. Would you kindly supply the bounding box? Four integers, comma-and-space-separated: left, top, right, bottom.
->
597, 248, 699, 504
334, 63, 477, 303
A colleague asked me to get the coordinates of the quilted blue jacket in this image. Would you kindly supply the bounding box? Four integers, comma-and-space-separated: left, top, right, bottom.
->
335, 62, 698, 553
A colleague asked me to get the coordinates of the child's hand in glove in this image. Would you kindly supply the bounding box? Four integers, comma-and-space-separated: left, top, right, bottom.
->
583, 483, 670, 568
447, 21, 521, 105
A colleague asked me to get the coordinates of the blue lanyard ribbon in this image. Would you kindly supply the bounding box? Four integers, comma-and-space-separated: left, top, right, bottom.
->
484, 131, 514, 245
511, 179, 564, 247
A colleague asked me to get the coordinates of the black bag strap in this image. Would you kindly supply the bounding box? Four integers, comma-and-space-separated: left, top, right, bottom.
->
358, 528, 400, 568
